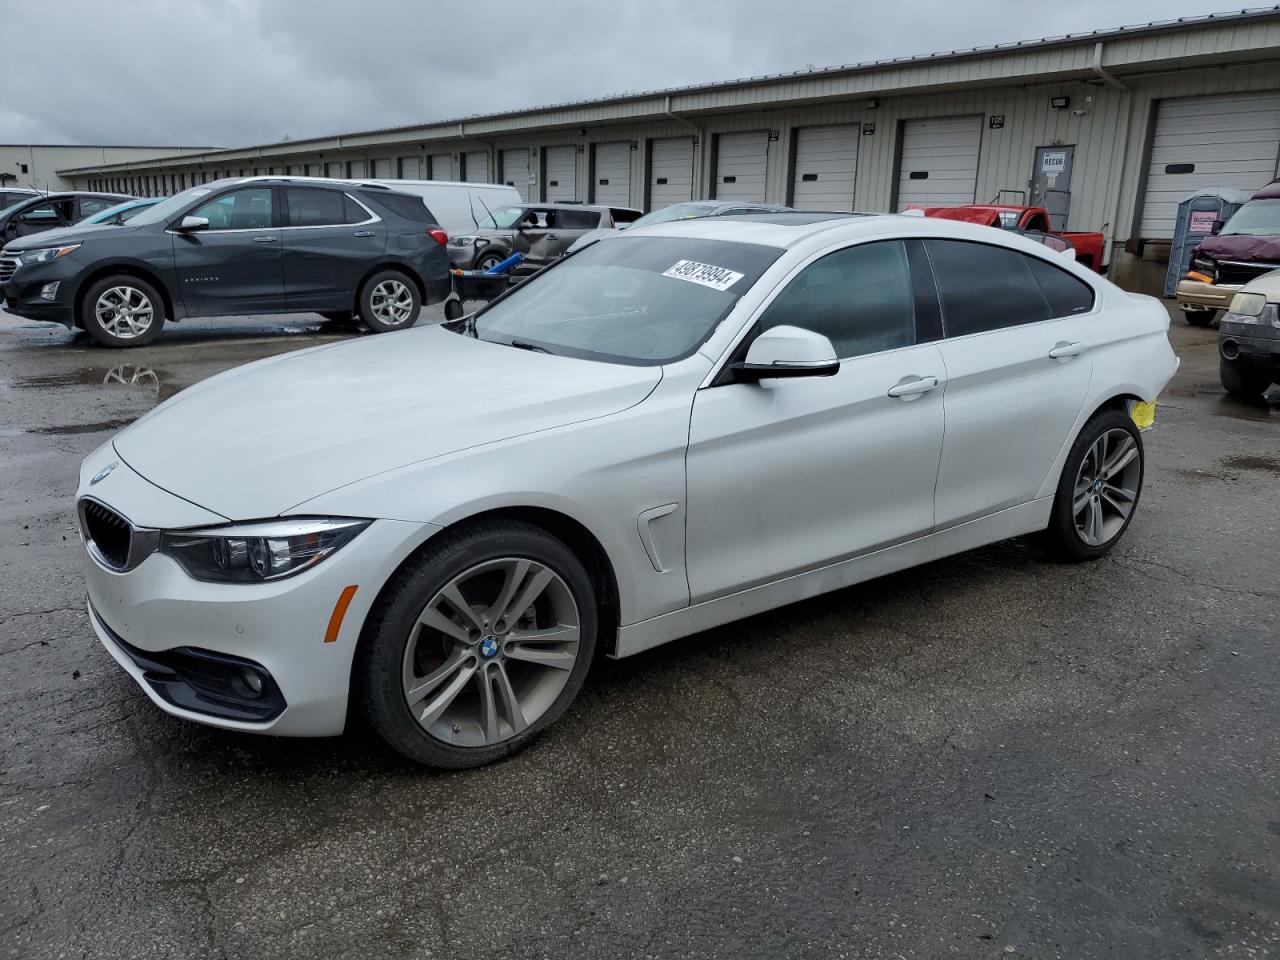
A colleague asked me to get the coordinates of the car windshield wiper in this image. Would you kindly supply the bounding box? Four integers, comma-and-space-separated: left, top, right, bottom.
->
507, 339, 554, 354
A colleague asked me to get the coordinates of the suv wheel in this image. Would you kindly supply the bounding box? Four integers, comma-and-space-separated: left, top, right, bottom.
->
1220, 359, 1273, 401
359, 270, 421, 333
475, 251, 505, 272
1183, 308, 1215, 327
80, 276, 165, 348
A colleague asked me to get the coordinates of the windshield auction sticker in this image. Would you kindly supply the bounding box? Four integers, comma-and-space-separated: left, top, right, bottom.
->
662, 260, 745, 292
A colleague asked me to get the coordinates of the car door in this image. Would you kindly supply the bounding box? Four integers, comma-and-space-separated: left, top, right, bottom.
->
171, 186, 285, 317
512, 208, 554, 257
280, 187, 385, 312
684, 239, 946, 602
923, 238, 1095, 528
8, 198, 74, 239
544, 208, 602, 256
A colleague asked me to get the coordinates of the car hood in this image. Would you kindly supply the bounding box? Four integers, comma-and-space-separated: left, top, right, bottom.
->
113, 325, 662, 521
1196, 233, 1280, 264
2, 222, 142, 251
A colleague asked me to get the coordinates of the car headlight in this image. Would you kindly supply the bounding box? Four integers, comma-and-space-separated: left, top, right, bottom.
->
19, 243, 81, 265
1228, 292, 1266, 317
160, 517, 370, 583
450, 236, 475, 247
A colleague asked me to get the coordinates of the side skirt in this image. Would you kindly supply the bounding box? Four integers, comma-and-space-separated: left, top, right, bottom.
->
613, 498, 1053, 658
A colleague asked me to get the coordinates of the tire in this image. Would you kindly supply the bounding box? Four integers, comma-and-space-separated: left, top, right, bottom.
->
475, 251, 505, 273
79, 275, 165, 348
1041, 409, 1144, 562
1183, 308, 1215, 327
358, 270, 421, 333
442, 297, 463, 321
1220, 359, 1272, 401
356, 519, 598, 769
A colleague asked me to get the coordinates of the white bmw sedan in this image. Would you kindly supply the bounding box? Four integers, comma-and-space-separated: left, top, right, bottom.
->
78, 213, 1177, 768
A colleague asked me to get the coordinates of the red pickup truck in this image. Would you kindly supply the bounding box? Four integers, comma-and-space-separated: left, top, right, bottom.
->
907, 204, 1107, 273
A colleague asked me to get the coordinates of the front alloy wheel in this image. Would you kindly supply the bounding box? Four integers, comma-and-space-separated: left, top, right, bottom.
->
80, 274, 166, 347
358, 520, 597, 768
403, 558, 581, 747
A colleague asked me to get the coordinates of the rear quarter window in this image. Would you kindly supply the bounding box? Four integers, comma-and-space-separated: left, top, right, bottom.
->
360, 190, 436, 224
1025, 255, 1095, 317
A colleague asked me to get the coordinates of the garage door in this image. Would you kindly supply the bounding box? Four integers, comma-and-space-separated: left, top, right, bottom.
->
428, 153, 453, 181
463, 151, 490, 183
501, 148, 530, 201
792, 125, 859, 211
592, 142, 632, 205
1139, 91, 1280, 238
649, 137, 694, 209
895, 116, 983, 208
544, 146, 577, 201
714, 131, 769, 203
370, 158, 393, 179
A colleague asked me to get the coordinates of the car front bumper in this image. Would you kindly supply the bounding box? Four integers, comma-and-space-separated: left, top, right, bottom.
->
1, 256, 82, 325
1175, 277, 1241, 313
1219, 317, 1280, 378
78, 451, 437, 737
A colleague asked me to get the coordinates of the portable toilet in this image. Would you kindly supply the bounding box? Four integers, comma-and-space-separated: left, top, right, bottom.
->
1164, 187, 1253, 297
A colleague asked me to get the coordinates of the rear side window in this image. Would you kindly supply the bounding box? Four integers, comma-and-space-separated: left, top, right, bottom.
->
359, 190, 435, 224
285, 188, 365, 227
925, 239, 1050, 336
609, 208, 642, 225
556, 209, 602, 229
1025, 255, 1095, 317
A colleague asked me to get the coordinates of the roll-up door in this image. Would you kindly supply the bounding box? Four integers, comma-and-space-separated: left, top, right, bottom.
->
895, 116, 983, 208
428, 153, 453, 181
370, 158, 393, 179
791, 125, 858, 211
463, 151, 490, 183
501, 148, 530, 201
649, 137, 694, 209
592, 142, 631, 205
1139, 91, 1280, 238
396, 156, 421, 178
544, 145, 577, 201
713, 131, 769, 203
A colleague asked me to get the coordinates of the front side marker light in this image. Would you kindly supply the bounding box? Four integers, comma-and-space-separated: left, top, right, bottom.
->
325, 585, 360, 643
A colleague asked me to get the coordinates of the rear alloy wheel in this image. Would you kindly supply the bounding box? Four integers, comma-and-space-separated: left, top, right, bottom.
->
359, 270, 421, 333
81, 276, 165, 348
358, 520, 597, 768
1042, 409, 1144, 561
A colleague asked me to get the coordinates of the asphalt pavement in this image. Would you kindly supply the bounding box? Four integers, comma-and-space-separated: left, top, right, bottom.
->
1, 305, 1277, 959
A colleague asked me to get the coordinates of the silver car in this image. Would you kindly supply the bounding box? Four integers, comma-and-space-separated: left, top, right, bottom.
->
447, 202, 641, 271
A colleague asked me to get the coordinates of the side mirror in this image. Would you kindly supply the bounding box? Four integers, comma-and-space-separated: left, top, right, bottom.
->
1210, 218, 1225, 236
176, 215, 209, 232
731, 325, 839, 383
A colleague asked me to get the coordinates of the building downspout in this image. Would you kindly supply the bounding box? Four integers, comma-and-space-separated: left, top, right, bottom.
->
664, 95, 706, 198
1092, 41, 1128, 90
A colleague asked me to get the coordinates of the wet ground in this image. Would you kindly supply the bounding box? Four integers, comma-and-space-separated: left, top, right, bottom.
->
1, 307, 1278, 960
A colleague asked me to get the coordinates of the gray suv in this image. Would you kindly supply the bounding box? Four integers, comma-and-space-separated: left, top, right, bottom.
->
448, 202, 641, 272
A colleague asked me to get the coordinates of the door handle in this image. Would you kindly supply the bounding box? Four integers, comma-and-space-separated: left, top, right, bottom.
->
1048, 340, 1084, 360
886, 375, 940, 400
252, 235, 278, 243
352, 230, 375, 237
545, 234, 558, 240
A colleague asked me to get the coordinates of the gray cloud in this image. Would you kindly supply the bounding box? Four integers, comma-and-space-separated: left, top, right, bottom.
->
11, 0, 1224, 147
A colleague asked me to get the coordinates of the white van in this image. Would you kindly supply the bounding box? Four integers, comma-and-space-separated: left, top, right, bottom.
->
371, 180, 521, 238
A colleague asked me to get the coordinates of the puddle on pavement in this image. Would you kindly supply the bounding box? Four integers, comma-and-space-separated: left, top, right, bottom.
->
1221, 454, 1280, 475
4, 364, 180, 401
27, 418, 137, 435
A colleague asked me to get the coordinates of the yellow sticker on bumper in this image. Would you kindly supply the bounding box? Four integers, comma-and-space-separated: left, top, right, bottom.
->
1130, 401, 1156, 430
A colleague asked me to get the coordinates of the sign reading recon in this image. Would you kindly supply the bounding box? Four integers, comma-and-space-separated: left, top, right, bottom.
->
60, 9, 1280, 294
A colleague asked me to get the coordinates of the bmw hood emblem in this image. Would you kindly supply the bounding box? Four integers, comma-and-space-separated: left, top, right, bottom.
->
90, 462, 119, 486
480, 636, 500, 659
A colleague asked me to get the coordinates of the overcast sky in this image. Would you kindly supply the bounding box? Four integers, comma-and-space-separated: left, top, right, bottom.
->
4, 0, 1230, 147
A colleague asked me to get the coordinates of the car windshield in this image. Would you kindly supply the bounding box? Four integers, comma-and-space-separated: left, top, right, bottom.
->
1221, 199, 1280, 236
474, 205, 526, 230
629, 202, 721, 228
453, 235, 783, 365
125, 185, 218, 226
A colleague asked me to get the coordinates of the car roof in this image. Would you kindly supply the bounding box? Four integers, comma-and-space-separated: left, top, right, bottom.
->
620, 210, 1104, 264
